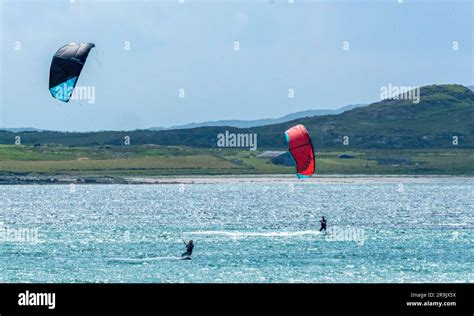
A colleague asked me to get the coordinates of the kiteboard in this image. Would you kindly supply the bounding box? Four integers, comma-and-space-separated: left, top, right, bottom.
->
108, 256, 181, 264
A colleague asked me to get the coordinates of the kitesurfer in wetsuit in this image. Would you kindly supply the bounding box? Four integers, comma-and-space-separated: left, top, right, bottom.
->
319, 217, 327, 232
182, 240, 194, 257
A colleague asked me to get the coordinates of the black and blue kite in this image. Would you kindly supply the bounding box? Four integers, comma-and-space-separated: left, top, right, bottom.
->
49, 42, 95, 102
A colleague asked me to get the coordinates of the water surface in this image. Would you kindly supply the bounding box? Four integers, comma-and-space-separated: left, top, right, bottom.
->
0, 177, 472, 283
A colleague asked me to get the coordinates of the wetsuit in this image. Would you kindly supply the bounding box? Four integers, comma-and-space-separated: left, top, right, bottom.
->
182, 243, 194, 257
320, 219, 327, 232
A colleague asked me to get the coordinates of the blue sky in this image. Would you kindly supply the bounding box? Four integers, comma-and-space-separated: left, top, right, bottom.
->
1, 0, 472, 131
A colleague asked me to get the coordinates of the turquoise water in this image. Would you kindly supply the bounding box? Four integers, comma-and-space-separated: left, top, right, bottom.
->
0, 177, 472, 283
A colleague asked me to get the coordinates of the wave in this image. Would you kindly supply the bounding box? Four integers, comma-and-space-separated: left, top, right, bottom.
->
183, 230, 322, 238
108, 256, 183, 264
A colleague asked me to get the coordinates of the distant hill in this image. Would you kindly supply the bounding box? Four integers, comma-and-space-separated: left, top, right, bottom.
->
0, 128, 43, 133
248, 84, 474, 149
1, 84, 472, 150
143, 84, 474, 149
150, 104, 365, 130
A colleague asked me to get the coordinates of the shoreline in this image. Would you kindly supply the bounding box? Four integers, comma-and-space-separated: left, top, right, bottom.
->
0, 174, 473, 185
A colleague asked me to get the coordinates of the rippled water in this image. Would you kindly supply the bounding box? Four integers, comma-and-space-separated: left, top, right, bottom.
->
0, 177, 472, 283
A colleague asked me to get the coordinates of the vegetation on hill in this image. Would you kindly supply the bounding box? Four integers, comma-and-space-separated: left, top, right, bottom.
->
0, 84, 472, 178
0, 84, 471, 151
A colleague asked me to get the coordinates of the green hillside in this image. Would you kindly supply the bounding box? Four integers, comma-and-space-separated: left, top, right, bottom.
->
252, 84, 474, 149
1, 84, 472, 150
1, 84, 473, 178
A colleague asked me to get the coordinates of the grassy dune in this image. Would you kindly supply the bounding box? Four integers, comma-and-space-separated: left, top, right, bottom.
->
0, 145, 473, 177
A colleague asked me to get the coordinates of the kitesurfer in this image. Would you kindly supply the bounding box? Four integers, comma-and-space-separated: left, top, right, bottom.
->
182, 240, 194, 257
319, 217, 327, 232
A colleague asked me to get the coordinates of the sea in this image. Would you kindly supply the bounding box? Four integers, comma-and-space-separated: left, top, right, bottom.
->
0, 177, 472, 283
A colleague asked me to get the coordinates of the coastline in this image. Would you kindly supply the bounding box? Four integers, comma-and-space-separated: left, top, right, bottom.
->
0, 174, 472, 185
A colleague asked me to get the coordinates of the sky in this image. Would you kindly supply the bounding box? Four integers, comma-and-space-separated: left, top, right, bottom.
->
0, 0, 472, 131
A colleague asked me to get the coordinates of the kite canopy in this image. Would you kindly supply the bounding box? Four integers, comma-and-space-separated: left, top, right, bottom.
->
284, 124, 315, 178
49, 42, 95, 102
